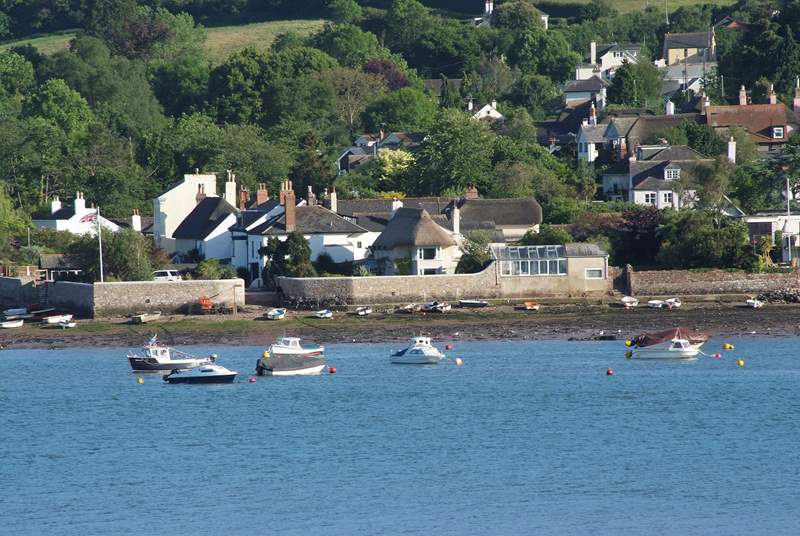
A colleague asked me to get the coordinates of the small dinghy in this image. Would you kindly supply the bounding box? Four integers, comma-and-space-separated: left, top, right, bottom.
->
131, 311, 161, 324
164, 363, 237, 384
422, 301, 451, 313
356, 306, 372, 316
127, 335, 217, 372
627, 328, 709, 360
515, 301, 541, 311
390, 336, 445, 365
2, 307, 27, 317
620, 296, 639, 309
746, 298, 763, 309
315, 309, 333, 319
459, 299, 489, 308
43, 313, 73, 325
647, 300, 665, 308
396, 303, 419, 314
256, 337, 326, 376
266, 308, 286, 320
1, 319, 24, 329
59, 321, 77, 329
665, 298, 681, 308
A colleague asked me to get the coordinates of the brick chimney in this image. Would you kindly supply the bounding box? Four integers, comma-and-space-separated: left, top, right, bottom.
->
51, 195, 61, 214
739, 85, 747, 106
465, 184, 480, 199
256, 183, 269, 207
238, 185, 250, 210
283, 181, 296, 232
195, 184, 206, 204
769, 83, 777, 104
452, 202, 460, 236
307, 185, 317, 206
131, 209, 142, 232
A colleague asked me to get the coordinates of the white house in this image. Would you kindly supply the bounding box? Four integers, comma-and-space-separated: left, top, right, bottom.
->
564, 76, 608, 109
469, 98, 504, 122
576, 42, 640, 80
576, 106, 607, 163
171, 196, 239, 261
745, 213, 800, 263
152, 172, 218, 253
33, 192, 121, 235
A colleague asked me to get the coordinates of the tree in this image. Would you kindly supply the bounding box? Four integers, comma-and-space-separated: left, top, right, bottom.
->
656, 210, 751, 269
507, 74, 560, 120
695, 156, 734, 209
385, 0, 434, 51
269, 232, 317, 281
289, 132, 336, 195
518, 224, 574, 246
490, 162, 535, 198
607, 60, 663, 108
455, 230, 493, 273
319, 67, 387, 134
104, 229, 154, 281
312, 24, 383, 68
195, 258, 235, 279
0, 52, 35, 97
492, 1, 544, 32
85, 0, 175, 59
508, 27, 581, 83
24, 79, 94, 139
410, 109, 495, 195
0, 184, 29, 241
326, 0, 362, 24
363, 58, 410, 91
362, 87, 436, 132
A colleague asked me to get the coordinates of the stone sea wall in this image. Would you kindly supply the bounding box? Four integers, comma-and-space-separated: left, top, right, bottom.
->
47, 281, 95, 316
0, 276, 36, 306
630, 269, 800, 296
92, 279, 245, 317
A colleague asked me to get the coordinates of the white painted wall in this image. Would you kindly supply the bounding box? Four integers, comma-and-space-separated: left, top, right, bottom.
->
152, 173, 218, 253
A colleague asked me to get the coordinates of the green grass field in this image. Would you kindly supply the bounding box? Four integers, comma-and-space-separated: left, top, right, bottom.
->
0, 19, 327, 62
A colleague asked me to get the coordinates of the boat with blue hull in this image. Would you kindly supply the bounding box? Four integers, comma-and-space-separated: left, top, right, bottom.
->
164, 363, 237, 384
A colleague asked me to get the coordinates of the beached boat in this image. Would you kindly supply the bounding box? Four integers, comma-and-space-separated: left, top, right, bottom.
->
1, 319, 23, 329
620, 296, 639, 308
459, 299, 489, 308
43, 313, 73, 325
315, 309, 333, 319
422, 301, 451, 313
390, 336, 445, 365
515, 301, 541, 311
647, 300, 665, 308
356, 306, 372, 316
628, 328, 709, 359
746, 298, 763, 309
2, 307, 27, 317
266, 308, 287, 320
256, 337, 326, 376
59, 321, 77, 329
131, 311, 161, 324
163, 363, 237, 384
127, 335, 217, 373
665, 298, 682, 308
396, 303, 419, 314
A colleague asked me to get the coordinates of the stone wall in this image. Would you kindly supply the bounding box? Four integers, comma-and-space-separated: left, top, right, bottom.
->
0, 276, 36, 307
278, 262, 611, 306
630, 269, 800, 296
92, 279, 245, 317
47, 281, 94, 316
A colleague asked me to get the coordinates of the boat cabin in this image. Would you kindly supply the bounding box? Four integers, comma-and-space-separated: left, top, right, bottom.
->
275, 337, 303, 349
670, 339, 691, 350
412, 337, 433, 346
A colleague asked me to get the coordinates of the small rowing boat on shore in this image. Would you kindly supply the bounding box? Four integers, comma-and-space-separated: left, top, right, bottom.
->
266, 308, 287, 320
621, 296, 639, 309
459, 299, 489, 308
356, 306, 372, 316
515, 301, 541, 311
43, 314, 73, 325
131, 311, 161, 324
422, 301, 451, 313
1, 319, 23, 329
315, 309, 333, 319
2, 307, 27, 317
396, 303, 419, 314
746, 298, 763, 309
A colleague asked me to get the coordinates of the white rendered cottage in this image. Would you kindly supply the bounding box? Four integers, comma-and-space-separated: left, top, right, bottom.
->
33, 192, 120, 235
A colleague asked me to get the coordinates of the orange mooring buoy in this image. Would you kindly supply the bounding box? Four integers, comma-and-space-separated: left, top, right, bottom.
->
328, 367, 337, 374
606, 368, 614, 376
248, 377, 257, 383
446, 344, 453, 350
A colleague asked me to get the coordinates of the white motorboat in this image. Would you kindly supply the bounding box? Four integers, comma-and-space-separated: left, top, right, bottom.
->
164, 363, 237, 384
266, 308, 286, 320
43, 314, 73, 325
396, 303, 419, 314
3, 307, 27, 316
315, 309, 333, 319
256, 337, 326, 376
59, 321, 77, 329
390, 336, 445, 365
746, 298, 763, 309
127, 335, 217, 372
1, 319, 23, 329
628, 328, 709, 359
665, 298, 682, 308
620, 296, 639, 308
647, 300, 665, 308
356, 306, 372, 316
459, 299, 489, 308
422, 301, 451, 313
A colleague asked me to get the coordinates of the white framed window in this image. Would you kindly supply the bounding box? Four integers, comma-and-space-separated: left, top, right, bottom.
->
645, 193, 656, 205
665, 168, 680, 180
356, 241, 362, 248
585, 268, 604, 279
418, 247, 438, 260
773, 126, 784, 139
663, 192, 673, 204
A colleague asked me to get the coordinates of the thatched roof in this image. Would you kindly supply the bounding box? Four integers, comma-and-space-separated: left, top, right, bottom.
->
373, 208, 457, 250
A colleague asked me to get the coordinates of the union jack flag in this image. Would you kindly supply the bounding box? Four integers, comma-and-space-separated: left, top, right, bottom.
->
79, 212, 97, 223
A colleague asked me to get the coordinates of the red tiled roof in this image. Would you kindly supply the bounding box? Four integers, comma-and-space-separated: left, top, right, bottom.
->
705, 104, 799, 143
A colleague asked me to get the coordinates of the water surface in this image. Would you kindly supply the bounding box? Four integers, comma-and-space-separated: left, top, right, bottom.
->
2, 338, 798, 535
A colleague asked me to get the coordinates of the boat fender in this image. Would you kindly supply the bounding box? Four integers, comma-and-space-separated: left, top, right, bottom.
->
262, 351, 270, 359
455, 358, 464, 366
624, 340, 632, 347
606, 368, 614, 376
624, 350, 633, 359
723, 343, 734, 350
445, 344, 453, 350
248, 377, 257, 383
328, 367, 337, 374
737, 359, 745, 367
136, 377, 144, 384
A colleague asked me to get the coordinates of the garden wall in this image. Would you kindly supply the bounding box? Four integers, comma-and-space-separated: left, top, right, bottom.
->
92, 279, 245, 317
0, 276, 36, 306
629, 269, 800, 296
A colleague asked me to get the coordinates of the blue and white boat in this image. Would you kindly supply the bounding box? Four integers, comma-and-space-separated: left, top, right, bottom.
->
390, 337, 445, 365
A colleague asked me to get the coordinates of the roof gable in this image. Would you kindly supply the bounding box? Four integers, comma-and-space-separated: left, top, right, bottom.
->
373, 208, 457, 250
254, 205, 367, 236
172, 197, 238, 240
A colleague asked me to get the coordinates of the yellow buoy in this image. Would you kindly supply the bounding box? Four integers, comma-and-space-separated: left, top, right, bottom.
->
723, 343, 734, 350
455, 358, 464, 365
625, 350, 633, 359
737, 358, 745, 367
262, 351, 270, 359
625, 340, 632, 347
136, 377, 144, 384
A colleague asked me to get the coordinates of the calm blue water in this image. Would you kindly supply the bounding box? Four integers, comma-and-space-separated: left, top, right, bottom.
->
1, 338, 799, 535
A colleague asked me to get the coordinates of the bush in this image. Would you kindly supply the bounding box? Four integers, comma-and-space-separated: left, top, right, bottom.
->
518, 224, 573, 245
196, 258, 222, 279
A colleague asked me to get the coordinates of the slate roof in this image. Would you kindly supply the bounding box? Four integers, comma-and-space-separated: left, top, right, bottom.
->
596, 43, 641, 57
455, 198, 543, 227
664, 31, 713, 50
579, 123, 609, 143
172, 197, 238, 240
36, 207, 75, 221
564, 76, 609, 93
109, 216, 154, 234
705, 104, 799, 143
352, 213, 390, 232
536, 100, 592, 145
372, 208, 456, 250
626, 114, 702, 145
251, 205, 366, 236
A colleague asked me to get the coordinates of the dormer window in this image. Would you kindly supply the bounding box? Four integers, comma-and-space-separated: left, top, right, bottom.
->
773, 126, 785, 139
665, 168, 681, 180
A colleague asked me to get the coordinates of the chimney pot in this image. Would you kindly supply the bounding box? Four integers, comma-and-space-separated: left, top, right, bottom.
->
739, 85, 747, 106
727, 136, 737, 164
51, 195, 62, 214
284, 183, 296, 232
590, 41, 597, 65
329, 188, 338, 213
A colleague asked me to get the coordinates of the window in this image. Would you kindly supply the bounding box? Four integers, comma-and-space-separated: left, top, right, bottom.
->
663, 192, 673, 204
773, 127, 785, 139
645, 193, 656, 205
496, 246, 567, 277
418, 247, 437, 260
665, 168, 680, 180
356, 241, 362, 248
422, 268, 438, 275
585, 268, 604, 279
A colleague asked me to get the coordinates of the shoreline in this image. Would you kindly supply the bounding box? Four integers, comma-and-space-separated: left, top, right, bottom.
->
1, 303, 799, 349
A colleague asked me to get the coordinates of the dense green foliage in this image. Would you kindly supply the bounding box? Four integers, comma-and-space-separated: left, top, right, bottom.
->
455, 230, 493, 274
